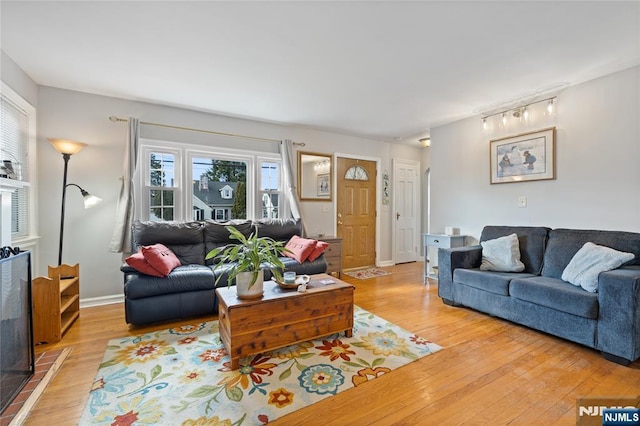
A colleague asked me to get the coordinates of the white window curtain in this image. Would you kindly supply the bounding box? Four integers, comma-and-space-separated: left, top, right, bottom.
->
109, 117, 139, 253
280, 139, 306, 236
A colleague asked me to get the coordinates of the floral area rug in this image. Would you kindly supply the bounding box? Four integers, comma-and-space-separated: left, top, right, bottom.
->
343, 268, 392, 279
79, 306, 441, 425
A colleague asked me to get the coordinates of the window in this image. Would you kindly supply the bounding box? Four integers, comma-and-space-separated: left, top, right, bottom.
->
259, 160, 281, 219
192, 156, 247, 220
0, 82, 36, 241
345, 165, 368, 180
141, 148, 180, 222
138, 141, 282, 222
220, 186, 233, 200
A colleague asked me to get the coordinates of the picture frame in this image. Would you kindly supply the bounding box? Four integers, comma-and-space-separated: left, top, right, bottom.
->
317, 173, 330, 196
490, 127, 556, 184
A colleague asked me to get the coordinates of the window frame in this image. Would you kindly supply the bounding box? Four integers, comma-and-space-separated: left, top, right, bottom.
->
257, 157, 284, 219
137, 139, 283, 222
0, 81, 38, 247
139, 145, 182, 222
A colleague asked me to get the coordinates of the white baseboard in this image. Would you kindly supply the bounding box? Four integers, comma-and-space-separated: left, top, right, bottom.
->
80, 294, 124, 308
378, 260, 395, 267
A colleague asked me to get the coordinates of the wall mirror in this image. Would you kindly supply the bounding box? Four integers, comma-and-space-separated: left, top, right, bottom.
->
297, 151, 333, 201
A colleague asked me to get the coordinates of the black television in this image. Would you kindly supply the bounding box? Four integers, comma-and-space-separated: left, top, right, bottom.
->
0, 249, 34, 414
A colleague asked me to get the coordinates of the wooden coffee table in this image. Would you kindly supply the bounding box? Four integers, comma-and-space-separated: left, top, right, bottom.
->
216, 273, 354, 370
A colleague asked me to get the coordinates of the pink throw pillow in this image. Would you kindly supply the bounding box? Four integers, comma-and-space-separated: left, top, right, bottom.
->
307, 241, 329, 262
141, 244, 181, 276
125, 251, 164, 277
283, 235, 317, 263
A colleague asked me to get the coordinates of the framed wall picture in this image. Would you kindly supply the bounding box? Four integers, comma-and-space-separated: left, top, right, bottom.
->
490, 127, 556, 184
317, 173, 330, 196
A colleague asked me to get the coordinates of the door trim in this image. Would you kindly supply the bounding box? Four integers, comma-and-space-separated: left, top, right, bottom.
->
392, 159, 420, 264
334, 152, 382, 268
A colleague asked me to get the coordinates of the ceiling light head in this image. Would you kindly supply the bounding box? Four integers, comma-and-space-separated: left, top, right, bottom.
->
419, 137, 430, 147
547, 98, 555, 114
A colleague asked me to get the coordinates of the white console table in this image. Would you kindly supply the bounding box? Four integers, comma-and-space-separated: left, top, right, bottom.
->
423, 233, 468, 282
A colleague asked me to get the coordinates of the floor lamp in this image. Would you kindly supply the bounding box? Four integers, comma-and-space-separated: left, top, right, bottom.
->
48, 139, 103, 266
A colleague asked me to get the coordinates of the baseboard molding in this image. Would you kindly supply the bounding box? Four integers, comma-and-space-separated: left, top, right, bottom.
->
379, 260, 395, 267
80, 294, 124, 308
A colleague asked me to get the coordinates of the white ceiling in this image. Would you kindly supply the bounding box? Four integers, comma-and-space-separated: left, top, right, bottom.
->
1, 1, 638, 142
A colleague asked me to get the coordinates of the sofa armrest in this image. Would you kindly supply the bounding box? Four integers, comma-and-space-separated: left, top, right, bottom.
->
597, 266, 640, 363
437, 245, 482, 302
120, 262, 137, 273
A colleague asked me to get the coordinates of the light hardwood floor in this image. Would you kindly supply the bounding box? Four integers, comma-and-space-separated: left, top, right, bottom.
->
26, 262, 639, 425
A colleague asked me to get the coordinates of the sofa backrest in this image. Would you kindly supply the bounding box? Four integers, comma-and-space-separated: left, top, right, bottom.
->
132, 220, 206, 265
253, 218, 302, 240
203, 219, 254, 263
480, 226, 551, 274
541, 228, 640, 279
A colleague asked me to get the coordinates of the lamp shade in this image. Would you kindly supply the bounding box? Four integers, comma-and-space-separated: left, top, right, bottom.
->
82, 192, 103, 209
47, 138, 87, 155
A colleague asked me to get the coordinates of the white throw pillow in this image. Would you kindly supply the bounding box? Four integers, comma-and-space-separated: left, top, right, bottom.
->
561, 242, 635, 292
480, 233, 525, 272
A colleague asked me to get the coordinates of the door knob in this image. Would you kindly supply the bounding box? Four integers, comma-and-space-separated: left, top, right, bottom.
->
396, 212, 400, 220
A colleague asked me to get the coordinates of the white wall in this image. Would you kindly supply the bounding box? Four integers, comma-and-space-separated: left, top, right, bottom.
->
1, 51, 38, 107
430, 66, 640, 248
36, 86, 423, 302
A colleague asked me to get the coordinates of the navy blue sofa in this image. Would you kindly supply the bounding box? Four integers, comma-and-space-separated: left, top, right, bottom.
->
121, 218, 327, 325
438, 226, 640, 366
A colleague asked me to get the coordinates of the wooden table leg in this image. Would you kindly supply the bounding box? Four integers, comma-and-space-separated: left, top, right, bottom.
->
345, 329, 352, 338
230, 357, 239, 370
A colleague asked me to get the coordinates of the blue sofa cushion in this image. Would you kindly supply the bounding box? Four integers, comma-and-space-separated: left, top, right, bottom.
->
454, 268, 535, 296
541, 228, 640, 279
133, 220, 206, 265
480, 226, 550, 274
125, 264, 215, 299
510, 276, 599, 319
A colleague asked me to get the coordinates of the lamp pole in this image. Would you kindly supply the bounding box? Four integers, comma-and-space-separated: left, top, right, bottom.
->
58, 153, 71, 266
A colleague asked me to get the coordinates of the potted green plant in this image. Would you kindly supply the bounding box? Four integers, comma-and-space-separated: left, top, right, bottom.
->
205, 225, 289, 299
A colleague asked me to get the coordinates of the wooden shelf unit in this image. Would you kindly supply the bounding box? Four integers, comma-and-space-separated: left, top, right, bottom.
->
32, 264, 80, 344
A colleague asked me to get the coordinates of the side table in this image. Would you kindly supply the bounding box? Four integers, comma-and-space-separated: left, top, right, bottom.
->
423, 234, 468, 282
318, 236, 342, 278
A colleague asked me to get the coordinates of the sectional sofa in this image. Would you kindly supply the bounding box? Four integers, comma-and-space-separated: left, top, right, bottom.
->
121, 218, 327, 325
438, 226, 640, 365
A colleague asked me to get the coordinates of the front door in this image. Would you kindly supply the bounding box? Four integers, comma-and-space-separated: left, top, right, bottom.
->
337, 157, 376, 270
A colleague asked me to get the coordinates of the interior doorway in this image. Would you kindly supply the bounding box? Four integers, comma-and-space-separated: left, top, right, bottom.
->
393, 159, 419, 264
336, 157, 377, 271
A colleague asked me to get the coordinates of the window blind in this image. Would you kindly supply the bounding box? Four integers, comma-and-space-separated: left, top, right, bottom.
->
1, 93, 30, 237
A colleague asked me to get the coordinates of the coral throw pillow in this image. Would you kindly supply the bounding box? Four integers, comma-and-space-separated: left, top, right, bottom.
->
283, 235, 317, 263
141, 244, 182, 276
125, 251, 164, 277
307, 241, 329, 262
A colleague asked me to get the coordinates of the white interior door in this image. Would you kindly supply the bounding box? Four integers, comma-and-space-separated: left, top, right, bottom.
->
393, 159, 419, 264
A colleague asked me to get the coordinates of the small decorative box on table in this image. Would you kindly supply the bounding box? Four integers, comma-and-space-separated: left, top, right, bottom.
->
216, 273, 354, 370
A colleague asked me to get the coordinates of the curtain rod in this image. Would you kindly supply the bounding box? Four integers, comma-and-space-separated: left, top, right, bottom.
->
108, 116, 305, 146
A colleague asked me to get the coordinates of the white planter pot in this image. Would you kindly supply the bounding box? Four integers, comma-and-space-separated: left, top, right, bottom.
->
235, 270, 264, 299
